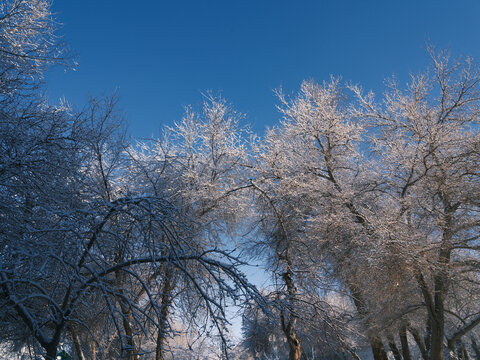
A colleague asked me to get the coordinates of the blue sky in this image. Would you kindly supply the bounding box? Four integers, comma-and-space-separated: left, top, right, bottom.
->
45, 0, 480, 138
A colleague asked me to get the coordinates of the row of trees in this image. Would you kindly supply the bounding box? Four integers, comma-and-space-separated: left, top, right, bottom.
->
1, 1, 480, 359
241, 54, 480, 360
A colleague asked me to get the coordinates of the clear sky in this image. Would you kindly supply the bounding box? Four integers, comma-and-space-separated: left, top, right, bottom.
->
45, 0, 480, 138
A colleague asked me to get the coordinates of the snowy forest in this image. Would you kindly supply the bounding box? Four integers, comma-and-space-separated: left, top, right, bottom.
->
2, 1, 480, 360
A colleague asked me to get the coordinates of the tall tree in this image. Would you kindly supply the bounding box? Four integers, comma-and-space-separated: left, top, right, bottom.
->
248, 79, 378, 360
126, 95, 257, 359
351, 48, 480, 359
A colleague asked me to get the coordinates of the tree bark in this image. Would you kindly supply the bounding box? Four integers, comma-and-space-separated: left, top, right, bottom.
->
69, 325, 86, 360
155, 266, 175, 360
45, 343, 58, 360
430, 281, 446, 359
280, 313, 302, 360
470, 337, 480, 359
280, 309, 303, 360
119, 300, 139, 360
115, 271, 140, 360
430, 245, 451, 360
286, 330, 302, 360
425, 317, 432, 356
458, 341, 469, 360
429, 205, 454, 360
408, 325, 428, 360
400, 325, 412, 360
370, 335, 389, 360
280, 269, 303, 360
92, 341, 96, 360
348, 283, 388, 360
387, 335, 402, 360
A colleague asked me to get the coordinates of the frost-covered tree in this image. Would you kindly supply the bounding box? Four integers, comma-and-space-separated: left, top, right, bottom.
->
247, 79, 374, 360
0, 0, 70, 93
125, 95, 258, 360
241, 292, 359, 360
248, 53, 480, 359
0, 3, 81, 354
0, 1, 263, 358
3, 2, 480, 358
0, 93, 262, 360
351, 48, 480, 359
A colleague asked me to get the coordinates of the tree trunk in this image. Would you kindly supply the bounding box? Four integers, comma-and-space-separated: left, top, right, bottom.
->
370, 335, 389, 360
280, 269, 303, 360
286, 324, 302, 360
430, 252, 449, 360
45, 343, 58, 360
280, 308, 303, 360
400, 325, 412, 360
287, 331, 302, 360
471, 337, 480, 359
449, 340, 470, 360
430, 287, 446, 360
408, 326, 428, 360
459, 341, 470, 360
119, 301, 139, 360
425, 317, 432, 356
430, 206, 454, 360
387, 335, 402, 360
155, 266, 175, 360
348, 283, 388, 360
69, 325, 86, 360
448, 339, 457, 359
429, 315, 444, 360
156, 330, 166, 360
281, 317, 302, 360
116, 271, 139, 360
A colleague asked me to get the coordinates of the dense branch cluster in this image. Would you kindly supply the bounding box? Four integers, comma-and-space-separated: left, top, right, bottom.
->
1, 2, 480, 360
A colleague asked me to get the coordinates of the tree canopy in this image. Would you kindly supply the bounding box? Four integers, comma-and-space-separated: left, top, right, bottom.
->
1, 2, 480, 360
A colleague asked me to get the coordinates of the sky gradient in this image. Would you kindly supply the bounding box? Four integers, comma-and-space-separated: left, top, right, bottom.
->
45, 0, 480, 138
